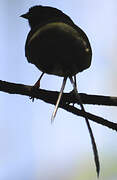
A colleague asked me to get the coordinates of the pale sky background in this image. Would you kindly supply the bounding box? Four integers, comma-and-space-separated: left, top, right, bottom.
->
0, 0, 117, 180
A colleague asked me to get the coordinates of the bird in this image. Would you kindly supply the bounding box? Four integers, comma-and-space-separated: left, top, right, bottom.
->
21, 5, 100, 176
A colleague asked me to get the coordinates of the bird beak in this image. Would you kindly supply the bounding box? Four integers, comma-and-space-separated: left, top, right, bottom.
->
20, 13, 29, 19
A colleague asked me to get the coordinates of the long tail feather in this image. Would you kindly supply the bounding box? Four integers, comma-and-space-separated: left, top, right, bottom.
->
51, 77, 67, 123
69, 76, 100, 177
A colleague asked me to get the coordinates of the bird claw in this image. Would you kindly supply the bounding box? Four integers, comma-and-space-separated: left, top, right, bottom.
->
29, 86, 39, 102
30, 96, 35, 102
65, 101, 75, 107
29, 72, 44, 101
66, 90, 76, 106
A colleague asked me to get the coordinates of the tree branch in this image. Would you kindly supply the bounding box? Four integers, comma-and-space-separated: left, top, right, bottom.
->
0, 80, 117, 131
60, 104, 117, 131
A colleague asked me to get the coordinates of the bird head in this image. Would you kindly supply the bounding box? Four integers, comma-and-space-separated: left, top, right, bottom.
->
20, 5, 68, 29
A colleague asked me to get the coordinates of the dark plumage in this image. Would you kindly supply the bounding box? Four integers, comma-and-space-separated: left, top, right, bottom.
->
21, 5, 92, 77
21, 6, 100, 176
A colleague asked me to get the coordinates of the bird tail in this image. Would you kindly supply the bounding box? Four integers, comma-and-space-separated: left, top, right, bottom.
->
51, 77, 67, 122
69, 76, 100, 177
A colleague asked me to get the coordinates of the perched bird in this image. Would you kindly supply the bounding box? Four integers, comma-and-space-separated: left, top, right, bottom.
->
21, 5, 100, 176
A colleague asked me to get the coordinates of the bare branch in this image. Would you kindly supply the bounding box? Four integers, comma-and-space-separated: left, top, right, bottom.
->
1, 80, 117, 105
0, 80, 117, 131
60, 104, 117, 131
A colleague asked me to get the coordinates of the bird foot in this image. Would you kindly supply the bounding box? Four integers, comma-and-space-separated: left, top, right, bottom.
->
68, 90, 76, 106
29, 72, 44, 102
29, 86, 39, 102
